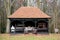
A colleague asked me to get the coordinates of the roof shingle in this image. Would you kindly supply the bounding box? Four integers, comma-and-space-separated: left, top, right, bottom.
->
8, 7, 51, 18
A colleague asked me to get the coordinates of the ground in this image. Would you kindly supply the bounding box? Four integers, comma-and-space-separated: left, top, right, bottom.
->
0, 33, 60, 40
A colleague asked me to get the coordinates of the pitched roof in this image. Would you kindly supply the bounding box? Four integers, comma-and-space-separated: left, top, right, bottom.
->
8, 7, 51, 18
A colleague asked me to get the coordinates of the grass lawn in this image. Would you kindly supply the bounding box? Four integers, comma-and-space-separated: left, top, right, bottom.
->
0, 33, 60, 40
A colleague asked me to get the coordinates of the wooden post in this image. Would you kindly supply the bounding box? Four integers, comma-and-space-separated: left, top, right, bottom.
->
35, 20, 37, 27
22, 19, 25, 27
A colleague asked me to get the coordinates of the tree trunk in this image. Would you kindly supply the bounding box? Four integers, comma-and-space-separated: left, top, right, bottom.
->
4, 0, 17, 33
4, 0, 11, 33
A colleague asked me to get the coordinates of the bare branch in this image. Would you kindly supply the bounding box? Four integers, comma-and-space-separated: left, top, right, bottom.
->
11, 0, 16, 6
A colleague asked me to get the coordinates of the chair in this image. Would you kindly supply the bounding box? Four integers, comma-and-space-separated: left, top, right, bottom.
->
32, 27, 37, 34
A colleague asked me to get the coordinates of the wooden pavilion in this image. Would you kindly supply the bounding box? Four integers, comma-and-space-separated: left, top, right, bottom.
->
8, 7, 51, 33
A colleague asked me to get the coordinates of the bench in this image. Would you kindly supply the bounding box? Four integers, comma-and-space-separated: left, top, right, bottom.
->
15, 27, 24, 33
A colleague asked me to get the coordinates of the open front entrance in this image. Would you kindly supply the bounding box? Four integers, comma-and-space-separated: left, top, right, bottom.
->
37, 21, 47, 28
11, 20, 24, 33
10, 19, 48, 33
11, 20, 23, 27
37, 21, 48, 32
24, 21, 35, 27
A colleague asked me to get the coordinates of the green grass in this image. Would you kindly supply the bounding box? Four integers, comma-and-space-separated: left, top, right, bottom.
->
0, 34, 60, 40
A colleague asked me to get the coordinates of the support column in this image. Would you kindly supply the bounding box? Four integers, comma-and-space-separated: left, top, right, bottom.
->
22, 21, 24, 27
35, 20, 37, 27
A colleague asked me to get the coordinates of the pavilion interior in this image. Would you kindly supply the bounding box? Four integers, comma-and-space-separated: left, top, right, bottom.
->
10, 18, 49, 33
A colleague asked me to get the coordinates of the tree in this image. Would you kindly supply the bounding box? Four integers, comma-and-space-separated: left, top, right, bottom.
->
0, 0, 7, 33
4, 0, 25, 33
46, 0, 59, 33
4, 0, 16, 33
